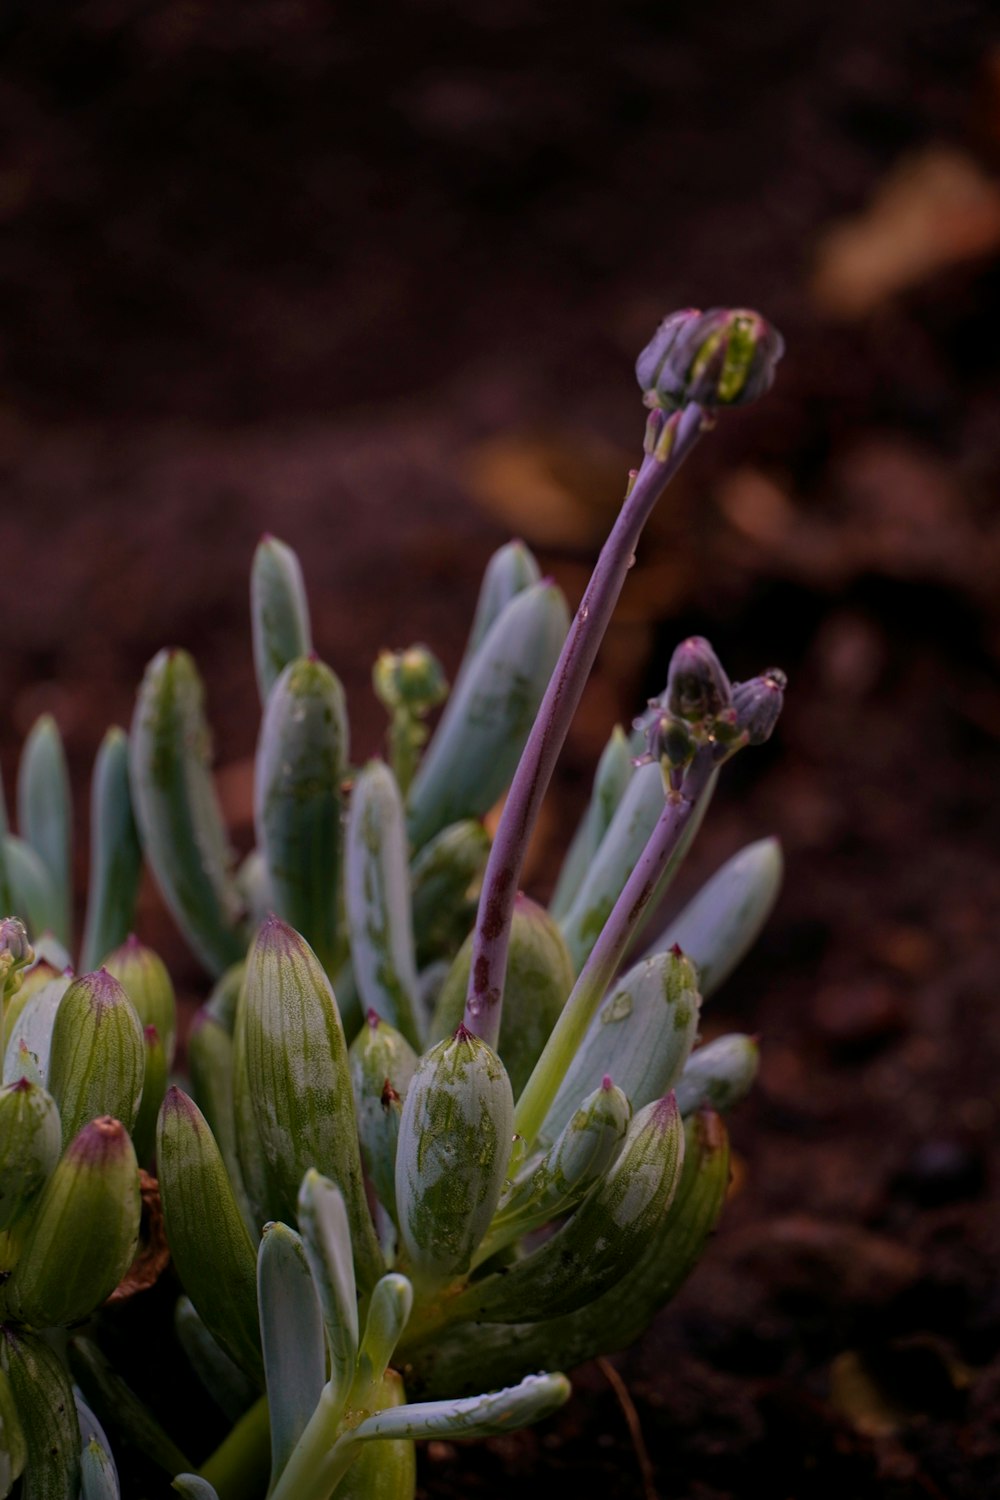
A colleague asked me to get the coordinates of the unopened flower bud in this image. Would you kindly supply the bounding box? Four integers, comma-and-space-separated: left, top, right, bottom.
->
6, 1116, 140, 1328
666, 637, 731, 722
374, 646, 448, 716
731, 668, 787, 745
637, 307, 784, 411
0, 919, 33, 1003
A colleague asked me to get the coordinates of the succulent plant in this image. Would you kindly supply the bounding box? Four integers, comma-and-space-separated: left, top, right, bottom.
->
0, 307, 785, 1499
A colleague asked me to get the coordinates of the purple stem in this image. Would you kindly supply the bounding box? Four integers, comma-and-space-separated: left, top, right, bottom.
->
513, 746, 716, 1145
463, 402, 707, 1047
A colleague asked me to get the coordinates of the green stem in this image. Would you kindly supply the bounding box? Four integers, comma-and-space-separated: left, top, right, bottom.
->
513, 749, 715, 1150
268, 1384, 358, 1500
198, 1396, 271, 1500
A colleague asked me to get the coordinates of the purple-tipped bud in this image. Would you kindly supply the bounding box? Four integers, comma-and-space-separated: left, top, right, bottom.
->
731, 668, 787, 745
0, 918, 32, 968
637, 307, 784, 411
666, 637, 732, 722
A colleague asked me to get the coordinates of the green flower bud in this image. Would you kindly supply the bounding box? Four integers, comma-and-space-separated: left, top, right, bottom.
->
46, 970, 144, 1146
431, 894, 573, 1096
102, 935, 177, 1066
374, 646, 448, 716
0, 1327, 80, 1499
235, 916, 383, 1290
349, 1012, 418, 1223
157, 1088, 263, 1385
7, 1116, 140, 1328
254, 655, 349, 978
251, 534, 313, 708
637, 307, 784, 411
0, 1076, 61, 1231
395, 1027, 513, 1288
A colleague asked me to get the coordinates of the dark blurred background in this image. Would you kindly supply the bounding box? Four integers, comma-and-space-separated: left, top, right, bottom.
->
2, 2, 999, 1496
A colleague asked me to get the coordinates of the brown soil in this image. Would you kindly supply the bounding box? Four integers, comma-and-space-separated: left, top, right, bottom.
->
2, 4, 998, 1496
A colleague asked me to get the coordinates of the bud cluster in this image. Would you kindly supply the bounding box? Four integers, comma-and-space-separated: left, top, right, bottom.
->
634, 636, 786, 786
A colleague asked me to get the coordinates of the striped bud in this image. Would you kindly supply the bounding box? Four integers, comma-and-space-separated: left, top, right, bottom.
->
431, 895, 573, 1096
157, 1088, 263, 1385
254, 656, 349, 977
395, 1027, 513, 1288
349, 1013, 418, 1222
0, 1077, 61, 1231
103, 936, 177, 1066
6, 1117, 140, 1328
46, 970, 144, 1146
0, 1328, 79, 1499
235, 916, 383, 1290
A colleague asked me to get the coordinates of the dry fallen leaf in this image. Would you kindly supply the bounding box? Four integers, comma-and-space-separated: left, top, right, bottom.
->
812, 147, 1000, 318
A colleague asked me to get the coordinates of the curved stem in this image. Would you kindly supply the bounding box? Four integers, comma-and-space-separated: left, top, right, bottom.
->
463, 404, 707, 1047
513, 749, 715, 1151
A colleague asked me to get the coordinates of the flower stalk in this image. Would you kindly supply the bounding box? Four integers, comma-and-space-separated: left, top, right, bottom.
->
462, 402, 707, 1048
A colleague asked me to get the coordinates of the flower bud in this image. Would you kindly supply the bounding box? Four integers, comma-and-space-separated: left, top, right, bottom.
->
0, 1076, 61, 1230
350, 1012, 418, 1223
236, 915, 384, 1290
374, 645, 448, 716
46, 969, 144, 1146
0, 918, 32, 972
666, 637, 731, 722
637, 307, 784, 411
0, 1329, 78, 1498
395, 1026, 514, 1288
102, 935, 177, 1066
731, 668, 787, 745
6, 1116, 140, 1328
